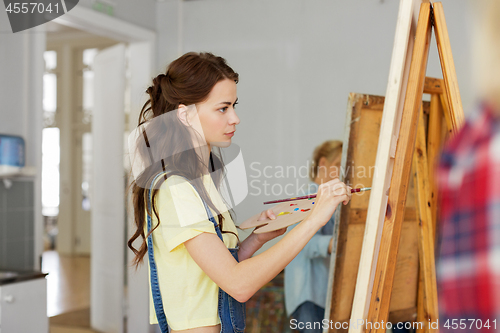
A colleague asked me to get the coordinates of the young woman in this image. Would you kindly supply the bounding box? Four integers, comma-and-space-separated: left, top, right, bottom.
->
284, 140, 343, 333
128, 52, 351, 333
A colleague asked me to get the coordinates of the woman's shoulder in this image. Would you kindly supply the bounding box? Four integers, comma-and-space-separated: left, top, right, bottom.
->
156, 174, 201, 200
162, 174, 189, 186
153, 174, 191, 189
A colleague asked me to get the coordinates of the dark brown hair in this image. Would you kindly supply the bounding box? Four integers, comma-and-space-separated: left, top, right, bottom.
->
127, 52, 239, 267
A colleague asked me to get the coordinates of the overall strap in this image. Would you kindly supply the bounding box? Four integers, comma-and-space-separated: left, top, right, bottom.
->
147, 172, 170, 333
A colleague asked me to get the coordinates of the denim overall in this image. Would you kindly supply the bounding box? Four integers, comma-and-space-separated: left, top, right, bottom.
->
147, 172, 246, 333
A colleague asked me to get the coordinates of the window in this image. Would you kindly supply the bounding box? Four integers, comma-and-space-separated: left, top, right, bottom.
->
42, 50, 60, 216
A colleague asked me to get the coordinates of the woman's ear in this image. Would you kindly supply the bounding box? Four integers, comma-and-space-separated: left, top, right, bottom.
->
177, 104, 190, 126
318, 156, 327, 167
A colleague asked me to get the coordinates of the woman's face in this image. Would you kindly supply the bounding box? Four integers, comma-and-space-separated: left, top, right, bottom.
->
325, 156, 342, 181
318, 155, 342, 183
196, 78, 239, 148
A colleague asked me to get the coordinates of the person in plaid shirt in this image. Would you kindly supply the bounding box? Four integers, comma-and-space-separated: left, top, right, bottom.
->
436, 1, 500, 332
437, 102, 500, 332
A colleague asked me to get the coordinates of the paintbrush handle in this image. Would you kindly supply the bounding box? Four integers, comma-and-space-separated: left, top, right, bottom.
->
263, 187, 371, 205
351, 187, 371, 193
263, 194, 316, 205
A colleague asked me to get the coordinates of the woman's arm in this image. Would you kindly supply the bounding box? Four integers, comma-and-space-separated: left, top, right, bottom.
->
184, 179, 351, 303
237, 209, 287, 261
237, 233, 263, 262
185, 215, 320, 303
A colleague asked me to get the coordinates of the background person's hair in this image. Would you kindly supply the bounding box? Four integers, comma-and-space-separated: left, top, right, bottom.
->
128, 52, 239, 268
472, 0, 500, 113
309, 140, 343, 182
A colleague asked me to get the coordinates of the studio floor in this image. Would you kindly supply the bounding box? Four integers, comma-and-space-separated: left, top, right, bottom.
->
41, 251, 292, 333
42, 251, 97, 332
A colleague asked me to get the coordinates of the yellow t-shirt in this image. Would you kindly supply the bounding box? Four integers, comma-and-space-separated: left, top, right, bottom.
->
146, 173, 239, 330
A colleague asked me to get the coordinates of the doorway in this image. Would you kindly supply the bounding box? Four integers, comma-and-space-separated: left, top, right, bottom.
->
41, 21, 121, 328
42, 21, 118, 256
39, 9, 155, 331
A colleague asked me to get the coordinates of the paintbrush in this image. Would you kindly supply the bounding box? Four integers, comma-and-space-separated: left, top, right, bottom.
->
263, 187, 371, 205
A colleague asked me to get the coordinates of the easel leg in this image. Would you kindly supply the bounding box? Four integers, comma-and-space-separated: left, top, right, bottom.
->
416, 267, 426, 333
413, 106, 439, 333
427, 94, 443, 239
433, 2, 465, 130
364, 4, 432, 332
439, 91, 454, 136
417, 105, 429, 333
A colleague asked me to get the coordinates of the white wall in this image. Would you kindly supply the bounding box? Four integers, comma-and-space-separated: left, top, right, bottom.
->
76, 0, 157, 31
1, 12, 45, 268
155, 0, 474, 249
0, 14, 45, 170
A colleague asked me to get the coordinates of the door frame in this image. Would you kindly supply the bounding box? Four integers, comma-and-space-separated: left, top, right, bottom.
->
53, 6, 155, 333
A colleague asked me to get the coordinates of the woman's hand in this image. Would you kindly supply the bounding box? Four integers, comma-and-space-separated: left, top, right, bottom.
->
252, 209, 287, 245
309, 179, 351, 227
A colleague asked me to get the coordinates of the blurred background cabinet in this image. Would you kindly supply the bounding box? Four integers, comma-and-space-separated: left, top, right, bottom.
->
0, 274, 48, 333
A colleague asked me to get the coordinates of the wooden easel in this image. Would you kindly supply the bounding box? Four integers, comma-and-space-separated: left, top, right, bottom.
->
324, 80, 451, 330
325, 2, 464, 333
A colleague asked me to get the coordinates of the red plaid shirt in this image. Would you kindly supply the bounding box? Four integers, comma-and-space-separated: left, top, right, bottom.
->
437, 103, 500, 332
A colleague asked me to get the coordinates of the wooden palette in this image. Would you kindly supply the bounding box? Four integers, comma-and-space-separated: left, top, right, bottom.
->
239, 196, 316, 233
